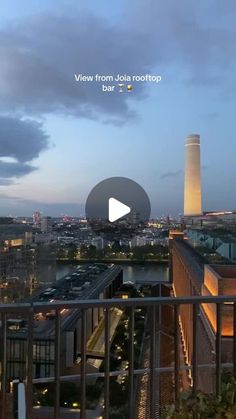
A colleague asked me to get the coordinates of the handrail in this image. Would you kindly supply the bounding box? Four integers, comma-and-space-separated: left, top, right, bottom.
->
1, 294, 236, 312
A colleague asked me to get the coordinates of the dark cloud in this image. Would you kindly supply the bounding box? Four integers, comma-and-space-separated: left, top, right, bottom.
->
130, 0, 236, 84
160, 170, 182, 179
0, 14, 152, 122
0, 161, 37, 178
0, 116, 49, 182
160, 164, 208, 180
0, 3, 235, 123
0, 116, 49, 162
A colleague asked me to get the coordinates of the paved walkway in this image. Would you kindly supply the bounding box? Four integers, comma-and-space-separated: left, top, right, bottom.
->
87, 307, 123, 369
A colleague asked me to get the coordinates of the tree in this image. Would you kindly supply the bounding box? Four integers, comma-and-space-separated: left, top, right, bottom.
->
67, 243, 78, 259
112, 241, 122, 252
163, 371, 236, 418
35, 381, 102, 408
110, 405, 129, 418
80, 245, 88, 258
80, 244, 97, 259
57, 247, 66, 259
86, 245, 97, 259
109, 379, 128, 407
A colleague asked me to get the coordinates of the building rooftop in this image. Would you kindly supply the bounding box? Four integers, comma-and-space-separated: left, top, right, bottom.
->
209, 264, 236, 279
173, 240, 206, 288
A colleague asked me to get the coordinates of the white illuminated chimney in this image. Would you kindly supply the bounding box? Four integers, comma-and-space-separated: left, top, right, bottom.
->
184, 134, 202, 216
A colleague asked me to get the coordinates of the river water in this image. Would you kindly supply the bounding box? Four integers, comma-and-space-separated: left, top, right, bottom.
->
56, 263, 169, 284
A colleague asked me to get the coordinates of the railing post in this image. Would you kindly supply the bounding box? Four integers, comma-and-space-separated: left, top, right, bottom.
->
80, 309, 86, 419
216, 303, 222, 396
104, 308, 110, 419
1, 313, 7, 418
54, 309, 61, 419
174, 305, 180, 402
233, 303, 236, 379
150, 304, 157, 419
128, 307, 134, 419
26, 306, 34, 419
192, 303, 199, 396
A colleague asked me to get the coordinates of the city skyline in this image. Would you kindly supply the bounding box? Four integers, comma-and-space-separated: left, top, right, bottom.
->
0, 1, 236, 216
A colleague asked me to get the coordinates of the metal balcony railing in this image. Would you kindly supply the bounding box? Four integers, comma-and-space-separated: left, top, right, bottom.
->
0, 295, 236, 419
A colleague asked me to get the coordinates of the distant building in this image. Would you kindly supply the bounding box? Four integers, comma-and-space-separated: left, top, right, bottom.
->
0, 222, 56, 302
216, 241, 236, 262
184, 134, 202, 216
0, 217, 13, 225
186, 228, 236, 262
41, 216, 52, 233
186, 229, 222, 249
127, 210, 140, 225
33, 211, 41, 226
130, 236, 147, 247
91, 237, 104, 250
62, 215, 72, 223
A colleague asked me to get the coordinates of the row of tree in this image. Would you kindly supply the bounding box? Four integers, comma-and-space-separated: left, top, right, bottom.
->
57, 242, 169, 260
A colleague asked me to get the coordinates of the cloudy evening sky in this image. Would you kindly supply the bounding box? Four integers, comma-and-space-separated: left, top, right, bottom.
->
0, 0, 236, 216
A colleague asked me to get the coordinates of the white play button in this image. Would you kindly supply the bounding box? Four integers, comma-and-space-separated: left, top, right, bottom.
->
85, 177, 151, 239
108, 197, 131, 223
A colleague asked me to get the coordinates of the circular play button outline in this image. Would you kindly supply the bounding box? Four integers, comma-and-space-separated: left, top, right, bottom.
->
85, 176, 151, 240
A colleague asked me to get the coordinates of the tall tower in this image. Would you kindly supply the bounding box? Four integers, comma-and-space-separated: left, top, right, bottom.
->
184, 134, 202, 216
